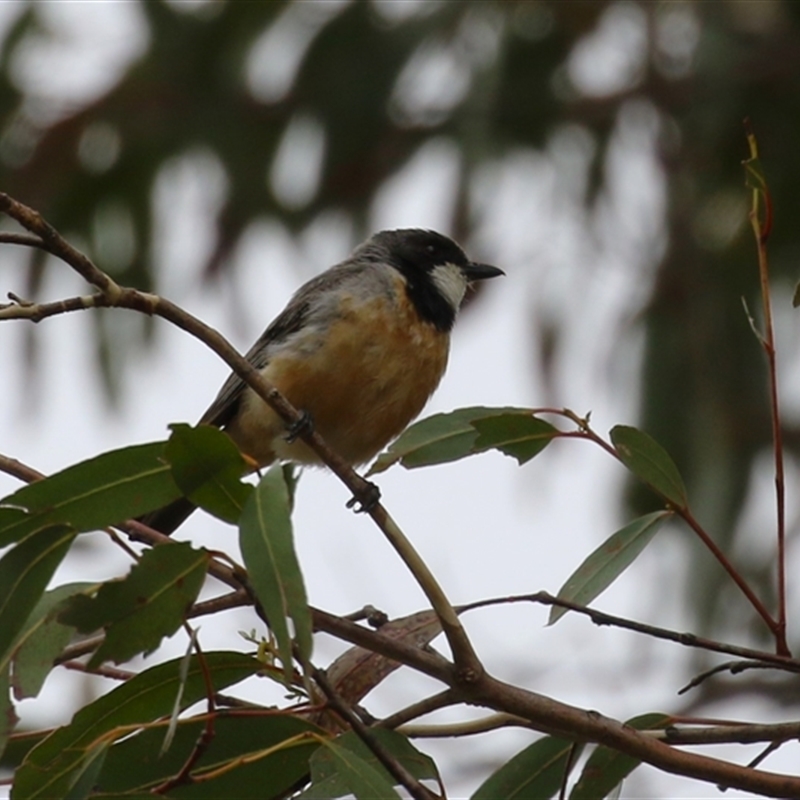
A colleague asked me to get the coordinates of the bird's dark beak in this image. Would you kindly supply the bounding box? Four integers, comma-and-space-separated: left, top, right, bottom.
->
462, 262, 505, 281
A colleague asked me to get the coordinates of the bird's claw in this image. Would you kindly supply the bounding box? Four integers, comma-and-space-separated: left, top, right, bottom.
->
285, 410, 314, 444
346, 481, 381, 513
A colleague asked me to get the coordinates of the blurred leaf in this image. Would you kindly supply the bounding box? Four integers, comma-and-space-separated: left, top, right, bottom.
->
299, 730, 435, 800
610, 426, 688, 510
549, 512, 671, 625
323, 611, 441, 714
0, 729, 49, 774
95, 713, 321, 797
369, 407, 533, 474
0, 442, 180, 546
0, 666, 18, 760
13, 651, 261, 799
10, 582, 95, 700
282, 463, 301, 513
472, 736, 581, 800
570, 713, 671, 800
58, 543, 208, 668
0, 526, 75, 666
472, 414, 558, 465
64, 741, 109, 800
239, 465, 312, 681
164, 424, 252, 524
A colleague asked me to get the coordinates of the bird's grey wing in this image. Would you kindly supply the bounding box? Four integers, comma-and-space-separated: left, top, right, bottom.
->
198, 298, 312, 428
197, 263, 365, 428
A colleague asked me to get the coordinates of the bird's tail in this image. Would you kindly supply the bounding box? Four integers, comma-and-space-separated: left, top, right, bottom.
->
139, 496, 198, 536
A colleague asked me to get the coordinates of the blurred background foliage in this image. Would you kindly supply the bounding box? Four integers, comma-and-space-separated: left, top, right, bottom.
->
3, 0, 800, 701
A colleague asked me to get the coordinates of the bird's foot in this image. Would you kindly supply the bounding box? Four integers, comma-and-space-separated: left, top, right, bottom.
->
284, 410, 314, 444
346, 480, 381, 513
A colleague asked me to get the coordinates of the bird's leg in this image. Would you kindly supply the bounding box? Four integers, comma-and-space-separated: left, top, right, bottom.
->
284, 409, 314, 443
283, 409, 380, 512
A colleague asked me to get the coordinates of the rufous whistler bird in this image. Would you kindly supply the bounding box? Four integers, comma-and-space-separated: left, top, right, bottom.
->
143, 228, 503, 533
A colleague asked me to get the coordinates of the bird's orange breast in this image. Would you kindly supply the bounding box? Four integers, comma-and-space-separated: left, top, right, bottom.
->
225, 282, 449, 467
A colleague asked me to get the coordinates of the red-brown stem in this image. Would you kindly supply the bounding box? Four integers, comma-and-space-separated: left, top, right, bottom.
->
564, 417, 780, 638
745, 124, 788, 656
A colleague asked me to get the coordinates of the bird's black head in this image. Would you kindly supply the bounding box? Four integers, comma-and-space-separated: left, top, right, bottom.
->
366, 229, 503, 332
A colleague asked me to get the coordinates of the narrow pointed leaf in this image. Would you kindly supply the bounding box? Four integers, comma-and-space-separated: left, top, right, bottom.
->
301, 732, 411, 800
0, 442, 180, 546
64, 742, 109, 800
610, 426, 688, 509
368, 406, 532, 474
570, 714, 670, 800
58, 543, 208, 668
0, 526, 76, 664
549, 512, 670, 625
165, 423, 252, 524
10, 583, 95, 700
472, 736, 581, 800
13, 652, 260, 799
95, 714, 321, 796
239, 466, 312, 679
299, 730, 436, 799
472, 414, 558, 464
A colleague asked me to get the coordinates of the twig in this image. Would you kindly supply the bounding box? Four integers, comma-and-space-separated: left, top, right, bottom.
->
188, 590, 250, 618
560, 743, 582, 800
0, 231, 53, 251
679, 660, 799, 694
377, 689, 460, 730
654, 720, 800, 746
746, 740, 784, 770
60, 660, 135, 681
456, 592, 800, 671
152, 633, 217, 794
399, 712, 533, 738
0, 453, 45, 483
743, 121, 788, 656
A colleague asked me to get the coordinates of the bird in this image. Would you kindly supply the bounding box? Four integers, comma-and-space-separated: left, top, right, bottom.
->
142, 228, 504, 533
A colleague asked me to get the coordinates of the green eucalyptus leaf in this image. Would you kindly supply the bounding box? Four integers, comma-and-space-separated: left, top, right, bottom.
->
570, 713, 671, 800
0, 442, 180, 546
239, 466, 312, 680
0, 526, 76, 665
549, 512, 671, 625
165, 423, 252, 524
610, 426, 687, 509
58, 543, 208, 668
472, 736, 581, 800
13, 652, 261, 800
369, 406, 532, 474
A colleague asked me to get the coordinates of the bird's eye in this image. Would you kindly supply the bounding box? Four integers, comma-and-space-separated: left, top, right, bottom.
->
426, 244, 435, 253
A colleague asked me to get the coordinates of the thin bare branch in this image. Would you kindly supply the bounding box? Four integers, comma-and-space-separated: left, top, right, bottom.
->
377, 689, 460, 730
744, 122, 788, 656
654, 720, 800, 746
399, 712, 533, 738
457, 592, 800, 671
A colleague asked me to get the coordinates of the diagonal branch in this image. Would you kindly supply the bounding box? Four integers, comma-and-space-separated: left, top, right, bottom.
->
0, 191, 481, 680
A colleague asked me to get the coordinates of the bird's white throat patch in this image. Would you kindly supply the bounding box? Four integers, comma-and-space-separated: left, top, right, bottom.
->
430, 262, 468, 311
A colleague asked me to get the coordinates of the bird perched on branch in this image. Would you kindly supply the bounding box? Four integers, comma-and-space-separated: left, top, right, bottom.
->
143, 228, 503, 533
